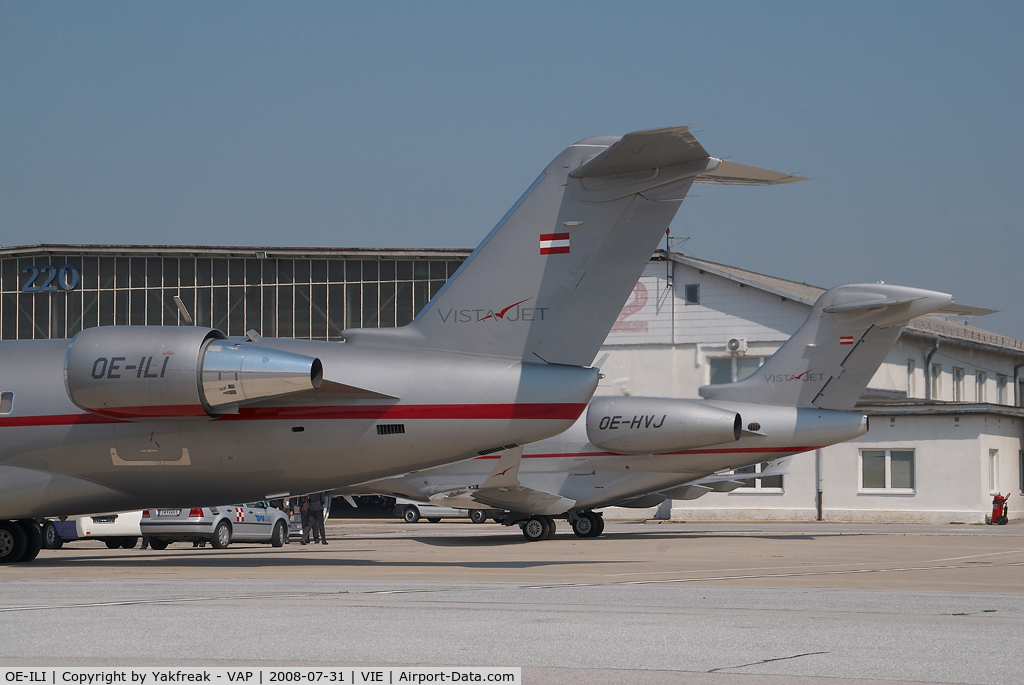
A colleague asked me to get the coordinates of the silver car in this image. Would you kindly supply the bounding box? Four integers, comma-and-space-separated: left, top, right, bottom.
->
140, 503, 289, 549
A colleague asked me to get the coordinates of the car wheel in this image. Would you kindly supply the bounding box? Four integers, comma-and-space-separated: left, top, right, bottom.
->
149, 538, 169, 551
105, 539, 121, 549
17, 521, 42, 562
120, 537, 138, 549
43, 521, 63, 550
571, 514, 593, 538
271, 521, 287, 548
0, 521, 28, 563
210, 520, 232, 549
427, 518, 441, 523
521, 516, 549, 542
403, 506, 420, 523
492, 517, 505, 525
469, 510, 488, 524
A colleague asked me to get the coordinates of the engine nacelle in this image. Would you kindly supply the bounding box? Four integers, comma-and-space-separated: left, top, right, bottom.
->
586, 397, 741, 454
65, 326, 323, 419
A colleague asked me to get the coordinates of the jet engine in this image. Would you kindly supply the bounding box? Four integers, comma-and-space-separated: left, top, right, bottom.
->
64, 326, 323, 419
586, 397, 741, 454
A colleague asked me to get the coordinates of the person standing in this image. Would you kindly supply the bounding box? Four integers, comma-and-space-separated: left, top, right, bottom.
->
308, 492, 327, 545
299, 495, 311, 545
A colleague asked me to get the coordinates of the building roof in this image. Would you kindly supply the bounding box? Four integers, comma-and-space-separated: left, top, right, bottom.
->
663, 251, 1024, 356
0, 244, 474, 259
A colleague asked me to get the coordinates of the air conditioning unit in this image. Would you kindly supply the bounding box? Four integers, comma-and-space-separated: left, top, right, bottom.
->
727, 337, 748, 354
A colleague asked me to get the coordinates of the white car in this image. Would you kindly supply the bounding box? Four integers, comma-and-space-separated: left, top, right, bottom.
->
140, 503, 289, 549
43, 511, 143, 549
393, 498, 472, 523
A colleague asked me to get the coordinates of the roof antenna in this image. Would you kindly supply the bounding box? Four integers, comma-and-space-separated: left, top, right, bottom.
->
173, 295, 194, 325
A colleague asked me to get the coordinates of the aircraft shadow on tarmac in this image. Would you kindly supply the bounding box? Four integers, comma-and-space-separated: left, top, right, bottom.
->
405, 531, 824, 546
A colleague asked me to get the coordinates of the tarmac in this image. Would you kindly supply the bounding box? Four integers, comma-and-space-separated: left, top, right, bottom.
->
2, 519, 1022, 685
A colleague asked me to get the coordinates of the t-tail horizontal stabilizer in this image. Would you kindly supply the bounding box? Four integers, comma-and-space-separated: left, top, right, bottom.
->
344, 126, 805, 367
699, 284, 972, 410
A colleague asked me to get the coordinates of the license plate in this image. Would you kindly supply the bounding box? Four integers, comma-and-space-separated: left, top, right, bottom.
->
156, 509, 181, 517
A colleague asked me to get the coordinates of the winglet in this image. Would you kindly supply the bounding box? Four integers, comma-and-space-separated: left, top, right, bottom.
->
481, 447, 524, 489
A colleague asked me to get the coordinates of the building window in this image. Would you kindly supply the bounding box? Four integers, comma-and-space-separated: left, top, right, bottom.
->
907, 360, 916, 398
997, 375, 1008, 405
989, 449, 999, 494
975, 371, 986, 403
735, 462, 784, 491
930, 364, 941, 399
952, 367, 964, 401
709, 357, 764, 384
1019, 451, 1023, 494
860, 449, 915, 492
683, 283, 700, 305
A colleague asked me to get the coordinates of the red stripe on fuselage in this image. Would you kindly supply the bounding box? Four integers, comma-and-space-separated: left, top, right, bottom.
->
0, 403, 588, 428
475, 445, 826, 460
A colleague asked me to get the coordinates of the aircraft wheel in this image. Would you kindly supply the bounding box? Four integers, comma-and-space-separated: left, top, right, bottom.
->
469, 510, 488, 524
105, 539, 121, 549
210, 521, 232, 549
17, 521, 42, 562
0, 521, 28, 563
43, 521, 63, 549
149, 538, 169, 551
521, 516, 549, 542
403, 506, 420, 523
270, 521, 287, 548
543, 516, 557, 539
120, 537, 138, 549
571, 515, 594, 538
591, 513, 605, 537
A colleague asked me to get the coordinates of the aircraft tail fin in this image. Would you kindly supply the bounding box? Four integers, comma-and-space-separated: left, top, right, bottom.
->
344, 126, 805, 366
699, 284, 963, 410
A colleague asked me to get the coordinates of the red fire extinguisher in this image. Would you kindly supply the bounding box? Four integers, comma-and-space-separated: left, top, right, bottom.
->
989, 493, 1009, 525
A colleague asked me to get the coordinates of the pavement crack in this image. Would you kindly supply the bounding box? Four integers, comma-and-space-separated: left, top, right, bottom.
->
708, 651, 829, 672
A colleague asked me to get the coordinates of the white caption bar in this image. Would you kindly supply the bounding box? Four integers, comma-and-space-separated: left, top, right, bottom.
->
0, 669, 520, 685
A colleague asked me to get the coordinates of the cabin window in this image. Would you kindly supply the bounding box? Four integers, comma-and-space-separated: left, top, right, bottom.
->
0, 391, 12, 414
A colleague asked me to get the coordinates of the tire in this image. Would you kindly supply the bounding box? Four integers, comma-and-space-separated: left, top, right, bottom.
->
17, 521, 42, 562
120, 537, 138, 549
543, 516, 557, 539
270, 520, 287, 547
997, 516, 1008, 525
149, 538, 169, 551
492, 517, 505, 525
210, 520, 232, 549
521, 515, 549, 542
469, 510, 488, 524
592, 513, 605, 537
105, 539, 121, 549
403, 506, 420, 523
572, 514, 594, 538
0, 521, 28, 563
426, 518, 441, 523
43, 521, 63, 550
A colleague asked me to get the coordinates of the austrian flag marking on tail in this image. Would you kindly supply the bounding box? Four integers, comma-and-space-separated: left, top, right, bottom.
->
839, 336, 854, 345
539, 232, 570, 255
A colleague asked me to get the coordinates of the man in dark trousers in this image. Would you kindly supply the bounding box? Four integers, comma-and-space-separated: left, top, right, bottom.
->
299, 494, 312, 545
307, 492, 328, 545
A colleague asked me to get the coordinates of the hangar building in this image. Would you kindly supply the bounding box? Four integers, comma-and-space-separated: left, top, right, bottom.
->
2, 244, 1022, 522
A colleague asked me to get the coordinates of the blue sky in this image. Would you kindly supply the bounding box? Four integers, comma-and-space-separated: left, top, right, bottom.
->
2, 1, 1022, 339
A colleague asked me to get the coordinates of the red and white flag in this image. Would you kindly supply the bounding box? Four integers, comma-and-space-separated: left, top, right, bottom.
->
839, 336, 854, 345
539, 232, 570, 255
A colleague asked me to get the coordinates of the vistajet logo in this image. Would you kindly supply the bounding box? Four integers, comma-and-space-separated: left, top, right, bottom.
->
763, 370, 827, 383
437, 298, 549, 324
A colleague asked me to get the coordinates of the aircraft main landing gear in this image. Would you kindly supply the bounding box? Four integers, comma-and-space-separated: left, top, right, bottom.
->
0, 520, 42, 563
570, 511, 604, 538
521, 515, 556, 542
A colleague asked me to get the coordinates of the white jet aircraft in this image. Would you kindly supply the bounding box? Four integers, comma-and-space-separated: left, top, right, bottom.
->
341, 282, 987, 540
